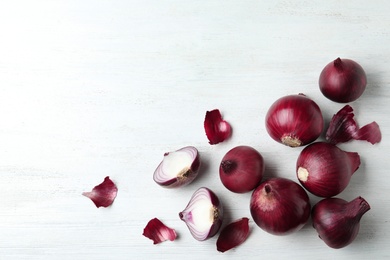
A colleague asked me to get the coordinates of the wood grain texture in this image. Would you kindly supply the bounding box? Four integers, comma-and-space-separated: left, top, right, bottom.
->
0, 0, 389, 259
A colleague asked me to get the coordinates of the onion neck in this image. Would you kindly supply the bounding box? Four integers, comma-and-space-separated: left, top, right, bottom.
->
221, 160, 237, 174
334, 57, 343, 71
264, 184, 272, 194
345, 151, 361, 174
346, 197, 371, 220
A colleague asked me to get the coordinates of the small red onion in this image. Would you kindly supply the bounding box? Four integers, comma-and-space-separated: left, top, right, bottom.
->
219, 146, 264, 193
216, 217, 250, 253
204, 109, 232, 145
250, 178, 311, 235
326, 105, 381, 145
296, 142, 360, 198
153, 146, 200, 188
312, 196, 371, 249
319, 57, 367, 103
82, 176, 118, 208
265, 94, 324, 147
179, 187, 223, 241
143, 218, 177, 244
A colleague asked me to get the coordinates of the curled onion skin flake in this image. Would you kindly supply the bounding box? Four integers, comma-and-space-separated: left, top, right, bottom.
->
319, 58, 367, 103
153, 146, 200, 188
326, 105, 382, 145
204, 109, 232, 145
219, 146, 264, 193
250, 178, 311, 235
143, 218, 177, 244
82, 176, 118, 208
179, 187, 223, 241
216, 217, 250, 253
312, 197, 371, 249
296, 142, 360, 198
265, 94, 324, 147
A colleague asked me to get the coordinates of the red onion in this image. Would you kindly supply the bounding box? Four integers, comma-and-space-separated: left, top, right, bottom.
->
219, 146, 264, 193
326, 105, 382, 145
179, 187, 223, 241
265, 94, 324, 147
296, 142, 360, 198
143, 218, 177, 244
82, 176, 118, 208
216, 217, 250, 253
319, 58, 367, 103
312, 197, 371, 249
250, 178, 311, 235
153, 146, 200, 188
204, 109, 232, 145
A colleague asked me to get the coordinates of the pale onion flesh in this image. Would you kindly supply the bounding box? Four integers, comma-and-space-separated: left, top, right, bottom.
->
153, 146, 200, 188
179, 187, 223, 241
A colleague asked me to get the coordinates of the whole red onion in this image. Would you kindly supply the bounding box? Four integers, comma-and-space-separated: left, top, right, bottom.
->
296, 142, 360, 198
312, 196, 371, 249
219, 145, 264, 193
250, 178, 311, 235
319, 58, 367, 103
265, 94, 324, 147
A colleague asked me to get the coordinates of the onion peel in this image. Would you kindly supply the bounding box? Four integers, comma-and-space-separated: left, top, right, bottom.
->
216, 217, 250, 253
326, 105, 381, 145
143, 218, 177, 244
82, 176, 118, 208
204, 109, 232, 145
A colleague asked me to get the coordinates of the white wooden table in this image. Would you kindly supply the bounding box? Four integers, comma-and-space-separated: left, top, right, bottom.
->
0, 1, 389, 259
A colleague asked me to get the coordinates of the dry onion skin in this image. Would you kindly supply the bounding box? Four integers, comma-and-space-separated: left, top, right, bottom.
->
82, 176, 118, 208
204, 109, 232, 145
143, 218, 177, 244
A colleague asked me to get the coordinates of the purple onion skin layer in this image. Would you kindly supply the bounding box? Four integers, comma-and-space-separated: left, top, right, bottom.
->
319, 58, 367, 103
296, 142, 360, 198
312, 197, 370, 249
265, 94, 324, 147
250, 178, 311, 235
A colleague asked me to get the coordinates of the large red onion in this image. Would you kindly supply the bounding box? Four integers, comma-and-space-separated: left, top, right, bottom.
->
219, 145, 264, 193
265, 94, 324, 147
250, 178, 311, 235
296, 142, 360, 198
319, 58, 367, 103
312, 196, 371, 249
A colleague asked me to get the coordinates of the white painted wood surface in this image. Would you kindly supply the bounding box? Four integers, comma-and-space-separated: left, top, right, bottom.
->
0, 1, 389, 259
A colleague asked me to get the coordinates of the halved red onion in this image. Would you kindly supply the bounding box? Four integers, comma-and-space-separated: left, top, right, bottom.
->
216, 217, 249, 253
296, 142, 360, 198
265, 94, 324, 147
82, 176, 118, 208
326, 105, 381, 145
143, 218, 177, 244
204, 109, 232, 145
179, 187, 223, 241
153, 146, 200, 188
